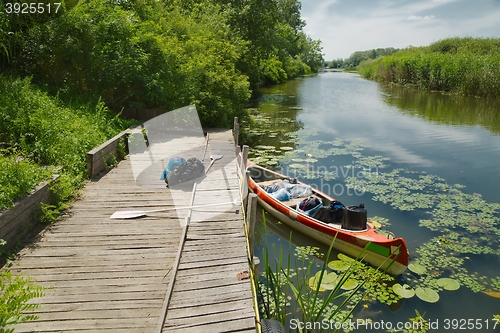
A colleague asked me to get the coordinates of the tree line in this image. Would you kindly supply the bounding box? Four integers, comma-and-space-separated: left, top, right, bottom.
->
326, 47, 399, 68
0, 0, 323, 127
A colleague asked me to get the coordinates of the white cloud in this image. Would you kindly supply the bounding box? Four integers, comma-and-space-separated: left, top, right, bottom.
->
406, 14, 436, 20
301, 0, 500, 59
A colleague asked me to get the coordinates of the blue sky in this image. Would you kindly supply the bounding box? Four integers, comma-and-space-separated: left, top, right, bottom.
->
300, 0, 500, 60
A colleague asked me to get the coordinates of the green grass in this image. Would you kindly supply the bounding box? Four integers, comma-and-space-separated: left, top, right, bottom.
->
358, 37, 500, 99
0, 155, 53, 210
0, 75, 134, 211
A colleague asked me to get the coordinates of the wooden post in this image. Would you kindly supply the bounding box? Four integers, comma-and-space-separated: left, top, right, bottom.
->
240, 145, 249, 179
242, 170, 250, 207
233, 117, 239, 156
246, 193, 258, 260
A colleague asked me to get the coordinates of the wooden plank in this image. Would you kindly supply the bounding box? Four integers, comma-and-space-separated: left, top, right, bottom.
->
3, 130, 255, 333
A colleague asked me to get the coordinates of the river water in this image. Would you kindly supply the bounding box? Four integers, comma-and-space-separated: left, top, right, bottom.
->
242, 72, 500, 332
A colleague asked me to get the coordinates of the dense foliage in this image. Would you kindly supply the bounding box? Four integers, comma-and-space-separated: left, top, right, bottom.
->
0, 75, 132, 210
328, 47, 399, 68
358, 37, 500, 99
1, 0, 323, 127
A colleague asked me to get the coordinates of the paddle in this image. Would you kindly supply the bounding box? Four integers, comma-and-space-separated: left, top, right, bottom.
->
109, 199, 238, 219
205, 154, 223, 174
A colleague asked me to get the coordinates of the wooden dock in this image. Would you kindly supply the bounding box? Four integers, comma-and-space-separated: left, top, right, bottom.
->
6, 129, 256, 333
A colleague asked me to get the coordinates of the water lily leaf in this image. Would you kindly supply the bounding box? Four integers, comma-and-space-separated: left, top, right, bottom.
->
308, 271, 335, 292
436, 278, 460, 291
483, 291, 500, 298
308, 276, 326, 292
255, 145, 276, 150
408, 262, 427, 275
415, 287, 439, 303
392, 283, 415, 298
337, 253, 355, 262
341, 279, 359, 290
289, 164, 306, 169
320, 272, 339, 290
280, 146, 294, 151
322, 272, 338, 284
328, 260, 351, 271
305, 158, 318, 163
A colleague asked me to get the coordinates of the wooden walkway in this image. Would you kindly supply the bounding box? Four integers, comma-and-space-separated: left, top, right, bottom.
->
7, 130, 256, 333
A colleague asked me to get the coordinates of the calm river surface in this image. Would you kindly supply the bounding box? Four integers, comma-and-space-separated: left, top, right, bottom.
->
242, 72, 500, 332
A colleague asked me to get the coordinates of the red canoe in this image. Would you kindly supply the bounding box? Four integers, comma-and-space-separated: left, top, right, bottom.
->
242, 157, 409, 275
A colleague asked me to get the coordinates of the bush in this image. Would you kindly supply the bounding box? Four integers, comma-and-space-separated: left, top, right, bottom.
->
0, 267, 44, 332
19, 0, 251, 128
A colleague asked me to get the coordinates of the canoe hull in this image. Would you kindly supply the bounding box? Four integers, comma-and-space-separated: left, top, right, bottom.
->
244, 162, 409, 275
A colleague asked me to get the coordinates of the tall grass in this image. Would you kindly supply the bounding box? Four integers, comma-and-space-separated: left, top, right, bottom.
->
358, 37, 500, 99
0, 155, 53, 210
0, 75, 134, 211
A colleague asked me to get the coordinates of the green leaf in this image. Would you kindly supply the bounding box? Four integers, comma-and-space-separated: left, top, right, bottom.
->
327, 260, 350, 271
415, 287, 440, 303
437, 278, 460, 291
341, 279, 359, 290
392, 283, 415, 298
408, 262, 427, 275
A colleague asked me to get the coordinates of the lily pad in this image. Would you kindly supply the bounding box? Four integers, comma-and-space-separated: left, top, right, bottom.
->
255, 145, 276, 150
436, 278, 460, 291
328, 260, 351, 271
280, 146, 294, 151
341, 279, 359, 290
309, 271, 338, 291
408, 262, 427, 275
320, 272, 339, 290
308, 276, 326, 292
289, 164, 306, 169
415, 287, 439, 303
392, 283, 415, 298
338, 253, 354, 262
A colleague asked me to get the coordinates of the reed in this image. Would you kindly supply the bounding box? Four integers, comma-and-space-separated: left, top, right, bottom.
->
358, 37, 500, 99
257, 209, 400, 332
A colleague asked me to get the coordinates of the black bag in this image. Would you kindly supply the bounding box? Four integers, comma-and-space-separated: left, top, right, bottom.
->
312, 200, 345, 224
166, 157, 205, 186
342, 204, 367, 231
297, 196, 322, 216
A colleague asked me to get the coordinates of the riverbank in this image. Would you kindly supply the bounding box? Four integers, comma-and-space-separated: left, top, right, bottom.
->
358, 37, 500, 99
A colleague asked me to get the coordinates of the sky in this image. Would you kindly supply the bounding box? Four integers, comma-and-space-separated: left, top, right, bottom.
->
300, 0, 500, 60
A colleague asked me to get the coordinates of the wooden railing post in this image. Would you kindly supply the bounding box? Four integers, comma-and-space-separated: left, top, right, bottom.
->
233, 117, 239, 156
246, 193, 258, 260
240, 145, 249, 178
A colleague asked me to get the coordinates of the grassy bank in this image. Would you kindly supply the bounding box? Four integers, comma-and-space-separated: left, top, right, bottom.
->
358, 37, 500, 99
0, 75, 133, 212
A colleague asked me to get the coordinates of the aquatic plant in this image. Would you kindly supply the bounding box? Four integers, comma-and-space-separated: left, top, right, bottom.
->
258, 228, 403, 332
243, 102, 500, 328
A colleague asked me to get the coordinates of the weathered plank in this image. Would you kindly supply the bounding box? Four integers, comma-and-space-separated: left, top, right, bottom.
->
3, 129, 255, 333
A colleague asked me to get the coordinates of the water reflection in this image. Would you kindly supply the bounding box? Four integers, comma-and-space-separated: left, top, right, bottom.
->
381, 84, 500, 135
244, 72, 500, 330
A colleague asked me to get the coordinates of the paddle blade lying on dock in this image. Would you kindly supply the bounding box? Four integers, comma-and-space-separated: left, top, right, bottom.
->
109, 199, 239, 219
110, 210, 150, 219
